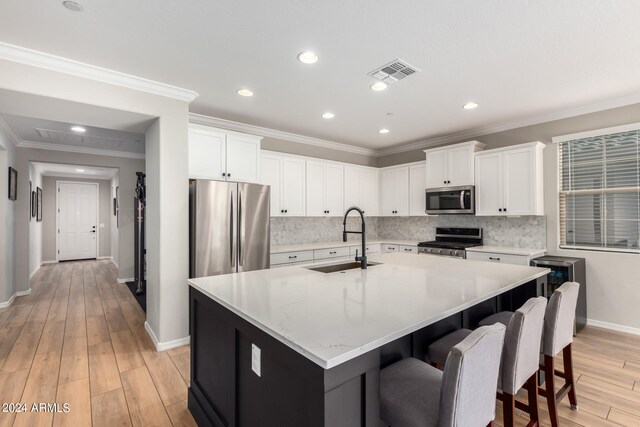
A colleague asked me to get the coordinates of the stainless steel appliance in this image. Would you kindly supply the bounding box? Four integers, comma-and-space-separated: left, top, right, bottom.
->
425, 185, 475, 215
190, 180, 270, 278
531, 256, 586, 333
417, 227, 483, 258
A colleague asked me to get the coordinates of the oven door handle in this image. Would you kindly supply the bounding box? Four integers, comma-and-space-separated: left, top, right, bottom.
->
460, 190, 465, 209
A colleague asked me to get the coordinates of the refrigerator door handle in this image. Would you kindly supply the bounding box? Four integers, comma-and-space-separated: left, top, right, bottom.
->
230, 190, 236, 268
238, 191, 244, 267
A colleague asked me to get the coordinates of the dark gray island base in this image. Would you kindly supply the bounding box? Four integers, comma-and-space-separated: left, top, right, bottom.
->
188, 277, 544, 427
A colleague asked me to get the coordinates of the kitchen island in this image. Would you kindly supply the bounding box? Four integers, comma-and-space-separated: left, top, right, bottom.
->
187, 253, 549, 427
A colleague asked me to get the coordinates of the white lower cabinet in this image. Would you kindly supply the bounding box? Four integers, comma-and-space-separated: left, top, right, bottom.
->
313, 247, 350, 260
349, 243, 381, 256
465, 251, 531, 266
271, 250, 314, 266
399, 245, 418, 254
383, 244, 399, 253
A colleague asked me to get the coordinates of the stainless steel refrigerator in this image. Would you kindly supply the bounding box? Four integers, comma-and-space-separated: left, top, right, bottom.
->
190, 180, 270, 278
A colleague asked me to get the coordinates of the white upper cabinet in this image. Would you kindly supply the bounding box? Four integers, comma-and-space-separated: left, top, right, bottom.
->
475, 141, 545, 216
409, 162, 427, 216
380, 165, 409, 216
344, 165, 379, 216
260, 151, 306, 217
306, 160, 344, 217
188, 123, 262, 183
424, 141, 485, 188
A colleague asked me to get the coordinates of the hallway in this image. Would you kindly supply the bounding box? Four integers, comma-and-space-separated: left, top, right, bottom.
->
0, 261, 195, 427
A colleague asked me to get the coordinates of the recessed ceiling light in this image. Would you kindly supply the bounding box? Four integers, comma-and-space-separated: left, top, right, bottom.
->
75, 169, 85, 173
297, 51, 318, 64
62, 1, 83, 12
463, 102, 478, 110
370, 82, 388, 92
71, 126, 86, 133
379, 128, 390, 134
322, 112, 335, 119
237, 89, 254, 97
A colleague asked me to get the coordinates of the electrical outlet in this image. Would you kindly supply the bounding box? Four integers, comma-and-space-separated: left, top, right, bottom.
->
251, 344, 261, 377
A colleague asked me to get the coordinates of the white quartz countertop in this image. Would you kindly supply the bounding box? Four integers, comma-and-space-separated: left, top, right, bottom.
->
466, 246, 547, 257
271, 240, 421, 253
188, 253, 549, 369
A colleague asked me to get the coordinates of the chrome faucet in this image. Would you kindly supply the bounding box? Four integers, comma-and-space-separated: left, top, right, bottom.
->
343, 206, 367, 269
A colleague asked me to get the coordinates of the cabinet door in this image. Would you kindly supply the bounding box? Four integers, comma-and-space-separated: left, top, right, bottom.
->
360, 168, 379, 216
380, 168, 396, 216
475, 153, 503, 216
344, 167, 361, 211
448, 146, 474, 186
409, 164, 427, 216
503, 148, 536, 215
188, 125, 226, 180
395, 166, 410, 216
324, 163, 344, 216
225, 133, 261, 183
425, 150, 448, 188
260, 153, 283, 216
282, 156, 306, 216
305, 161, 325, 216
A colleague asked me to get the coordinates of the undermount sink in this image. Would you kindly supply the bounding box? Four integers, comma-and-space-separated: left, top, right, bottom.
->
306, 261, 381, 274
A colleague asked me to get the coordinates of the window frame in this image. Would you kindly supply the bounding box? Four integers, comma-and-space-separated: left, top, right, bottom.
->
553, 123, 640, 254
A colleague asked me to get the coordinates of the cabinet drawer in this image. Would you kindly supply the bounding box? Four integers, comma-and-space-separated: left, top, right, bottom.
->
399, 245, 418, 254
466, 251, 529, 266
383, 244, 399, 253
349, 244, 381, 256
271, 250, 314, 266
314, 247, 350, 260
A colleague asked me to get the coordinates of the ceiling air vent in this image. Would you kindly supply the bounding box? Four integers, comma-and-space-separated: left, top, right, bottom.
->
367, 59, 420, 85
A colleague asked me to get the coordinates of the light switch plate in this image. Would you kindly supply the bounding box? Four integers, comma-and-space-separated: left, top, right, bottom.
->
251, 344, 261, 377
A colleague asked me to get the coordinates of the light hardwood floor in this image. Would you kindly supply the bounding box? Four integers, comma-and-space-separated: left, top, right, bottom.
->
0, 260, 195, 427
1, 261, 640, 426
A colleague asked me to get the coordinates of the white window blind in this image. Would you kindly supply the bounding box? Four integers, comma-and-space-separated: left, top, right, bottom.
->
559, 129, 640, 252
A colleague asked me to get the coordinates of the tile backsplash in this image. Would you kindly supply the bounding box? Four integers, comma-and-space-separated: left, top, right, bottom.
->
271, 215, 547, 248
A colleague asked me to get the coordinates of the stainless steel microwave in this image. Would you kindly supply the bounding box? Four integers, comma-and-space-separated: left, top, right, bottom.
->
425, 185, 475, 215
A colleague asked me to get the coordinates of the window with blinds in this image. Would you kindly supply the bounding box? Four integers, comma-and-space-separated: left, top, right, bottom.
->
559, 129, 640, 252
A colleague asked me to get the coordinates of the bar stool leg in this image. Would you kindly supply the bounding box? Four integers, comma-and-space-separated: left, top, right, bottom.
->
563, 343, 578, 410
526, 372, 540, 427
502, 393, 515, 427
543, 355, 559, 427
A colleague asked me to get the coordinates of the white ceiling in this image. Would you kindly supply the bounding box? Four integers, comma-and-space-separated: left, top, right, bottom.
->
3, 114, 145, 154
2, 1, 640, 151
32, 162, 118, 180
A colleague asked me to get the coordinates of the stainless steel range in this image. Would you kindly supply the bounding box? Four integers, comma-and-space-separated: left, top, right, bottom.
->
417, 227, 483, 258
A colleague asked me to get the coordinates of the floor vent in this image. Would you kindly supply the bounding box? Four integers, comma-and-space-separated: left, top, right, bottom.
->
367, 59, 420, 85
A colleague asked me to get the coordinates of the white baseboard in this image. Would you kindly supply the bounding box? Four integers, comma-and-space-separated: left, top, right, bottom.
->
0, 289, 31, 308
117, 277, 134, 284
0, 294, 15, 308
41, 260, 58, 264
97, 256, 113, 260
29, 265, 41, 279
144, 321, 190, 352
587, 318, 640, 336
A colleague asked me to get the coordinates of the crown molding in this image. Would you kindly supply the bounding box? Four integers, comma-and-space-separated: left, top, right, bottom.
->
17, 140, 145, 159
189, 113, 377, 157
0, 42, 199, 103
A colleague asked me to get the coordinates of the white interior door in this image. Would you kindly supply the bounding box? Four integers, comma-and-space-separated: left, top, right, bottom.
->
58, 182, 98, 261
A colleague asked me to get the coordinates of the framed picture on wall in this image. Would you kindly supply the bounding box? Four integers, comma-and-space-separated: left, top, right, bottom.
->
31, 191, 37, 217
29, 181, 32, 221
36, 187, 42, 221
115, 186, 119, 228
113, 197, 117, 216
8, 167, 17, 200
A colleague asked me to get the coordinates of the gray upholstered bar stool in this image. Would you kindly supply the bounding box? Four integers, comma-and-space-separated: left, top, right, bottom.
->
380, 324, 506, 427
480, 282, 581, 427
427, 297, 547, 427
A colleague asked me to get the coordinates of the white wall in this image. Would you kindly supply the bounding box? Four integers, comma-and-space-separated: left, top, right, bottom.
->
0, 128, 16, 304
28, 163, 43, 276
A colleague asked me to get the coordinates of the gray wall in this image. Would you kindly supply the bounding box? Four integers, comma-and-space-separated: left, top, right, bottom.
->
41, 176, 113, 261
262, 136, 378, 167
28, 163, 43, 275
